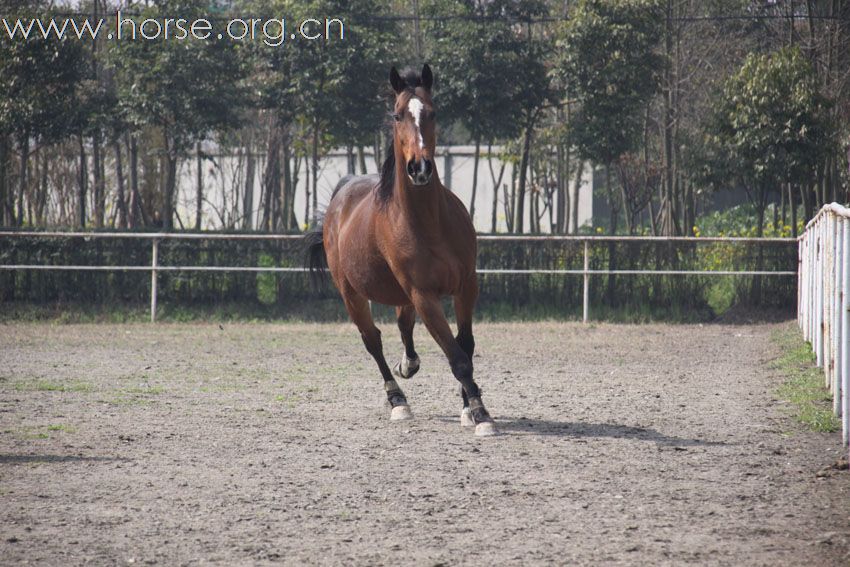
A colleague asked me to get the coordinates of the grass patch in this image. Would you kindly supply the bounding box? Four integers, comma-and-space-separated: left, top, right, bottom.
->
123, 385, 165, 395
772, 325, 840, 433
46, 424, 76, 433
14, 380, 93, 393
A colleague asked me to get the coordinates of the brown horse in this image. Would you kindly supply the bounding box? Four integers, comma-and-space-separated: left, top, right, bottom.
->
306, 64, 497, 436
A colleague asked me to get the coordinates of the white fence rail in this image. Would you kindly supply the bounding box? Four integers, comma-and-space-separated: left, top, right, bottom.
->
1, 232, 796, 323
798, 203, 850, 447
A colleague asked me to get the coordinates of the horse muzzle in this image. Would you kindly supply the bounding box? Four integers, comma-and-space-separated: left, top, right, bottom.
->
406, 158, 433, 186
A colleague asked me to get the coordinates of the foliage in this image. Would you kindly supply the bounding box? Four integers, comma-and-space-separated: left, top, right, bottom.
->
109, 0, 248, 148
555, 0, 664, 165
704, 46, 833, 194
423, 0, 529, 144
0, 10, 85, 142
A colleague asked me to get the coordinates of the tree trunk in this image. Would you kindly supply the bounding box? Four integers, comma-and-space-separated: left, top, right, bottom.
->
357, 146, 367, 175
514, 117, 534, 233
346, 145, 355, 175
126, 134, 147, 227
16, 133, 29, 227
469, 137, 480, 223
282, 136, 295, 230
162, 134, 177, 231
77, 134, 87, 229
37, 146, 48, 225
243, 144, 255, 230
311, 120, 319, 227
195, 141, 203, 230
0, 135, 10, 226
92, 131, 104, 228
789, 183, 798, 238
660, 0, 677, 236
487, 143, 505, 234
505, 166, 516, 234
571, 160, 583, 233
304, 148, 311, 230
605, 163, 618, 306
261, 124, 281, 231
113, 137, 128, 229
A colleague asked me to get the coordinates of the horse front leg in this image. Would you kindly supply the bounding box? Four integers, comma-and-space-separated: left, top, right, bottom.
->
411, 290, 497, 436
393, 305, 420, 380
341, 285, 412, 421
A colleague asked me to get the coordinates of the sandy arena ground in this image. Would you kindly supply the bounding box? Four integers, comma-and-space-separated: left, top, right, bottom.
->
1, 320, 849, 566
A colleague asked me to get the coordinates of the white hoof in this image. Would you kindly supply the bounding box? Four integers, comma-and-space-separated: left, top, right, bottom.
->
460, 407, 475, 427
474, 421, 499, 437
390, 405, 413, 421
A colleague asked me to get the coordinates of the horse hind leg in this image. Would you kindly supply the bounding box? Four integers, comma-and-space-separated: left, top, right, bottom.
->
453, 282, 496, 436
341, 286, 412, 421
393, 305, 420, 380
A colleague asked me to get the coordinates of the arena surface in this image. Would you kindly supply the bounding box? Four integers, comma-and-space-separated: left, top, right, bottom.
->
1, 321, 849, 565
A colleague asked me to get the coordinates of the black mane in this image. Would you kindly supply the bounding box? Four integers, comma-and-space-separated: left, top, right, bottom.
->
377, 137, 395, 205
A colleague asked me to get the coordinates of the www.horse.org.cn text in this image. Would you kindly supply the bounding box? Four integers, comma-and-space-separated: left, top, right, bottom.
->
1, 12, 345, 47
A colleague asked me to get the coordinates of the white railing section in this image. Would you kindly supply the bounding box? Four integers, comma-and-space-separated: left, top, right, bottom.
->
0, 232, 796, 323
798, 203, 850, 446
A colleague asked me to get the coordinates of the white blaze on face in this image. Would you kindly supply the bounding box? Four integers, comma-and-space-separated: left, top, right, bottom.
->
407, 97, 425, 150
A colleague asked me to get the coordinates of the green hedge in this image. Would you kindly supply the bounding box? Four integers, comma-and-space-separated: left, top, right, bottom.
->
0, 233, 796, 320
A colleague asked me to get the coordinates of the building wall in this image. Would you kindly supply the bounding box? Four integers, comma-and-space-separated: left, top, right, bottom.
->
175, 145, 594, 233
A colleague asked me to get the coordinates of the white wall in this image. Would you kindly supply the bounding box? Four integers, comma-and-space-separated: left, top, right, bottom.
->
175, 145, 593, 233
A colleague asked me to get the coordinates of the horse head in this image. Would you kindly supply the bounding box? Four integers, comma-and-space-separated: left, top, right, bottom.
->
389, 64, 436, 186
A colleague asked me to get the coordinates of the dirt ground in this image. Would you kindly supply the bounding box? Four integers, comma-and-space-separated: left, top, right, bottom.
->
1, 320, 849, 566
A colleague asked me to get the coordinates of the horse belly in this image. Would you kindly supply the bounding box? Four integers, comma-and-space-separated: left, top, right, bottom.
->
341, 255, 410, 305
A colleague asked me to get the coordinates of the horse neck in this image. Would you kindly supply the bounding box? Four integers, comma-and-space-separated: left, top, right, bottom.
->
390, 150, 446, 234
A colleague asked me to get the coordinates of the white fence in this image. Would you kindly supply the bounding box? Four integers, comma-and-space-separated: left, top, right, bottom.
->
798, 203, 850, 446
1, 232, 796, 323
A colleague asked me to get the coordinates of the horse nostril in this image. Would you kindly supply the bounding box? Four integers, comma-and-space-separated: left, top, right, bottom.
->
407, 160, 416, 176
423, 159, 432, 176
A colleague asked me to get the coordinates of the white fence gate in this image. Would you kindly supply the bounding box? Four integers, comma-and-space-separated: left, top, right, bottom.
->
798, 203, 850, 447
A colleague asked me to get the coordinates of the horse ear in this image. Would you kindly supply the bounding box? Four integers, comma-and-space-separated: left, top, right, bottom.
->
389, 67, 405, 94
421, 64, 433, 91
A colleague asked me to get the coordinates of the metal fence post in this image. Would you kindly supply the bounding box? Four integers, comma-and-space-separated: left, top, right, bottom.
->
842, 217, 850, 446
150, 239, 159, 323
834, 217, 843, 414
583, 240, 589, 323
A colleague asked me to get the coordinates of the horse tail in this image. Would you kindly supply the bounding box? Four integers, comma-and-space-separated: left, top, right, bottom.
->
304, 226, 327, 290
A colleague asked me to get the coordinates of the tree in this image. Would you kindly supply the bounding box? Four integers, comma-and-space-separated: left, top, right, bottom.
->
0, 8, 85, 226
423, 0, 527, 223
707, 45, 832, 301
109, 0, 248, 230
556, 0, 664, 231
708, 46, 832, 238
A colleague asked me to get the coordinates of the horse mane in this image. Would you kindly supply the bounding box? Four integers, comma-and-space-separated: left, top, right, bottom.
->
376, 68, 424, 207
376, 137, 396, 205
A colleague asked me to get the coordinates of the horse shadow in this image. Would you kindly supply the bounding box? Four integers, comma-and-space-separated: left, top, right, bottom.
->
437, 416, 725, 447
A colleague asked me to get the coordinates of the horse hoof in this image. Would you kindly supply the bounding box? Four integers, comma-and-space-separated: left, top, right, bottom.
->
460, 407, 475, 427
390, 405, 413, 421
393, 356, 420, 380
474, 421, 498, 437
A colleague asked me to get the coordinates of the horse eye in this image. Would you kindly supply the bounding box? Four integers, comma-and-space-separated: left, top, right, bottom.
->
393, 113, 402, 122
429, 111, 436, 120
